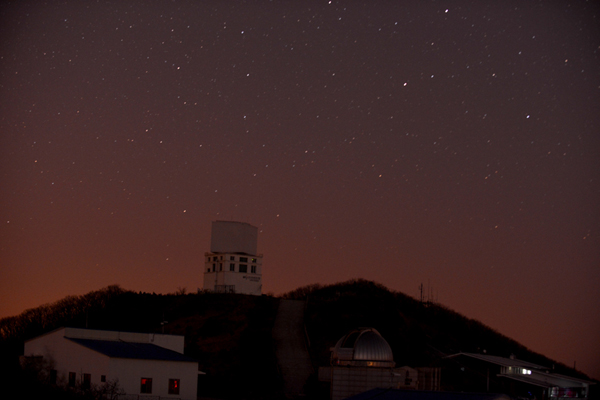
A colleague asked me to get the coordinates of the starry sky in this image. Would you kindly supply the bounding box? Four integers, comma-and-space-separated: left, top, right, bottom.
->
1, 0, 599, 379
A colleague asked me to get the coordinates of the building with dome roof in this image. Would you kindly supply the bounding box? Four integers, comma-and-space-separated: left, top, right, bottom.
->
331, 327, 396, 368
320, 328, 440, 400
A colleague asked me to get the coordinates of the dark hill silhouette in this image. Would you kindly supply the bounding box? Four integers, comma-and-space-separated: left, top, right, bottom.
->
285, 279, 583, 376
285, 279, 596, 397
0, 280, 595, 399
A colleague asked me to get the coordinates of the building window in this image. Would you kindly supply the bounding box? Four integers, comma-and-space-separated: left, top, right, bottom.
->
168, 379, 180, 395
101, 375, 106, 383
230, 256, 235, 261
230, 263, 235, 271
212, 263, 216, 272
141, 378, 153, 394
251, 265, 256, 274
252, 258, 257, 263
212, 256, 217, 261
83, 373, 91, 389
240, 257, 248, 262
219, 263, 223, 271
239, 264, 247, 273
220, 255, 223, 260
68, 372, 76, 387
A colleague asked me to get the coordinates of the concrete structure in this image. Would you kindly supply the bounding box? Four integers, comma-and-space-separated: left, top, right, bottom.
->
203, 221, 263, 295
273, 299, 313, 398
448, 353, 595, 400
22, 327, 199, 400
319, 328, 441, 400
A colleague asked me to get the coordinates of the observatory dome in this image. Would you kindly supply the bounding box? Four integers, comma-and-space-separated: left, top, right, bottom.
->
331, 328, 395, 368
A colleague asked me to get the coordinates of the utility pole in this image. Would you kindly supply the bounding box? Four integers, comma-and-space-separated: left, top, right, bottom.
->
160, 312, 168, 334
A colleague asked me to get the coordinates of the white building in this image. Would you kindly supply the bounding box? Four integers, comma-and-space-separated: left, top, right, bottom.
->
22, 327, 199, 400
203, 220, 263, 295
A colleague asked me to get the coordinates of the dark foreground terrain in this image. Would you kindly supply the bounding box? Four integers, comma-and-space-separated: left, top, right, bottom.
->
1, 280, 595, 399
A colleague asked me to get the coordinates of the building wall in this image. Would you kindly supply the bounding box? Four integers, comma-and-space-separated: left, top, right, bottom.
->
417, 367, 441, 391
210, 221, 258, 255
24, 328, 110, 387
203, 252, 262, 295
394, 366, 419, 389
203, 270, 262, 295
331, 367, 400, 400
110, 358, 198, 400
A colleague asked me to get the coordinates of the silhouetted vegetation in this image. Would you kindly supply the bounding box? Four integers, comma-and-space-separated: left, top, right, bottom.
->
1, 280, 596, 400
295, 279, 589, 379
0, 286, 282, 399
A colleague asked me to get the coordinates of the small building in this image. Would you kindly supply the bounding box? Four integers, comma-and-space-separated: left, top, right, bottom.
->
319, 328, 440, 400
203, 220, 263, 295
22, 327, 199, 400
445, 353, 595, 400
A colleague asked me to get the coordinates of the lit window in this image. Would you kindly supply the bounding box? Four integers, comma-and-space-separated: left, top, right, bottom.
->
168, 379, 180, 395
521, 368, 532, 375
230, 263, 235, 271
141, 378, 153, 394
239, 264, 247, 273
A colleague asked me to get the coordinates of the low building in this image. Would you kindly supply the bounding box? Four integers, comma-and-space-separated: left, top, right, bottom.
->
203, 220, 263, 295
445, 353, 595, 400
22, 327, 199, 400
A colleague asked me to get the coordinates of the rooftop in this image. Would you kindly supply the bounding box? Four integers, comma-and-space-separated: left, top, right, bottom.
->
68, 338, 197, 363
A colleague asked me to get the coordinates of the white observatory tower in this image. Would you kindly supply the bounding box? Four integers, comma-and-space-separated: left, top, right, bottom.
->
203, 221, 263, 295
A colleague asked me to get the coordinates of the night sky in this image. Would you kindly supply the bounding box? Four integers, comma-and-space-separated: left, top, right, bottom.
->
1, 0, 599, 379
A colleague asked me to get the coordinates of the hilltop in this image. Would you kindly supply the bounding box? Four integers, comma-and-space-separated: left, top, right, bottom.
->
0, 280, 594, 399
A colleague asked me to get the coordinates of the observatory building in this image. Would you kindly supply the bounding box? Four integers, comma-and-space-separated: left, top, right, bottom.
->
320, 328, 440, 400
202, 221, 263, 295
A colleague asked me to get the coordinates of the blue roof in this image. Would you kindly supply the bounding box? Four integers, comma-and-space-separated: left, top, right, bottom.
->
345, 389, 511, 400
67, 338, 197, 363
